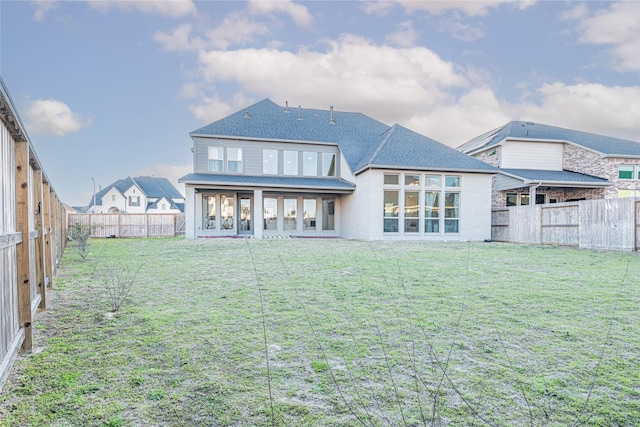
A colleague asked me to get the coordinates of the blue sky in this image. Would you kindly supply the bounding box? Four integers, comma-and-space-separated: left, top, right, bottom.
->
1, 0, 638, 207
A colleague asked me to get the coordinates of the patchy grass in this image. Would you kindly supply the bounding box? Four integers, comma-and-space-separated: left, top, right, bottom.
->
1, 238, 639, 426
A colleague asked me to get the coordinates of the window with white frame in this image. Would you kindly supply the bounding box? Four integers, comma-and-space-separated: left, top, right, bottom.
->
203, 195, 216, 229
227, 148, 243, 173
303, 152, 317, 176
263, 149, 278, 174
284, 151, 298, 175
208, 147, 224, 172
322, 153, 336, 177
619, 165, 639, 180
129, 196, 140, 207
209, 147, 243, 173
383, 173, 461, 234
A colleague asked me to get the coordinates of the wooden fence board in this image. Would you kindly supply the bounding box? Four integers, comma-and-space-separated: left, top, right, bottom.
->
492, 198, 639, 251
1, 79, 67, 391
68, 213, 184, 238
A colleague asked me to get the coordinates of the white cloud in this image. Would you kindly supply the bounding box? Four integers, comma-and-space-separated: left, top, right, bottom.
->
248, 0, 313, 27
23, 99, 92, 136
30, 0, 58, 21
134, 163, 192, 196
512, 82, 640, 141
396, 0, 535, 16
153, 23, 204, 52
177, 31, 638, 147
385, 20, 419, 47
87, 0, 196, 17
205, 12, 271, 50
360, 0, 396, 17
563, 1, 640, 71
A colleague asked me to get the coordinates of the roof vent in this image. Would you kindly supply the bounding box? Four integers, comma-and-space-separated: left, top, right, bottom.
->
244, 111, 251, 119
284, 101, 290, 113
329, 106, 335, 125
297, 105, 302, 121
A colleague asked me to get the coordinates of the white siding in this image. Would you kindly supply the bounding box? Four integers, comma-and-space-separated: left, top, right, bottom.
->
501, 140, 563, 170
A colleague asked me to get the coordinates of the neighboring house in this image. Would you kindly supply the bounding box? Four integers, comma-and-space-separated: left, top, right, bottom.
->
458, 121, 640, 207
86, 176, 185, 214
179, 99, 496, 240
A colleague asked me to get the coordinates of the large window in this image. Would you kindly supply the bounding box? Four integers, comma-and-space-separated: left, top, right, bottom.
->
208, 147, 223, 172
322, 153, 336, 177
220, 195, 234, 230
284, 198, 297, 231
263, 149, 278, 175
203, 196, 216, 229
404, 191, 419, 232
383, 190, 399, 232
284, 151, 298, 175
383, 173, 462, 234
129, 196, 140, 207
444, 192, 459, 233
264, 197, 278, 230
619, 165, 638, 180
303, 198, 316, 230
227, 148, 243, 173
303, 152, 317, 176
322, 198, 335, 230
424, 191, 439, 233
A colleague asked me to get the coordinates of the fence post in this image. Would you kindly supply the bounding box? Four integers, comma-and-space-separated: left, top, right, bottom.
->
15, 140, 32, 353
33, 170, 46, 311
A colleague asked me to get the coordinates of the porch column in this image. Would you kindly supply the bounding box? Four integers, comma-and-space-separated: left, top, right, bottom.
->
254, 189, 263, 239
529, 184, 538, 205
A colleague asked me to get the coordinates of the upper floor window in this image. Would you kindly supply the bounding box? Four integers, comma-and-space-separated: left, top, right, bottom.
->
129, 196, 140, 207
263, 149, 278, 175
284, 151, 298, 175
303, 152, 317, 176
227, 148, 243, 173
322, 153, 336, 177
619, 165, 638, 180
208, 147, 224, 172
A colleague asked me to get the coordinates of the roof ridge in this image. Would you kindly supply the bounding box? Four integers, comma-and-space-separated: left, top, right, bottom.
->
363, 125, 397, 166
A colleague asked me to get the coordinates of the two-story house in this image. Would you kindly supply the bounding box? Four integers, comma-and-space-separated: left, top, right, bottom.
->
458, 121, 640, 207
87, 176, 185, 214
179, 99, 496, 240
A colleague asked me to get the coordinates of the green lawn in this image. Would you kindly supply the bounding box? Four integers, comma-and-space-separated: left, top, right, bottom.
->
1, 238, 639, 426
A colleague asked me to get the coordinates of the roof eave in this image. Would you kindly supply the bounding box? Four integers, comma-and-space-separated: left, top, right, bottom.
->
189, 133, 339, 146
354, 164, 497, 176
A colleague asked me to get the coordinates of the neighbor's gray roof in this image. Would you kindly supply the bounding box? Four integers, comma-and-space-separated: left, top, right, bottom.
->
180, 173, 356, 192
500, 169, 612, 187
88, 176, 184, 208
458, 121, 640, 157
191, 99, 496, 175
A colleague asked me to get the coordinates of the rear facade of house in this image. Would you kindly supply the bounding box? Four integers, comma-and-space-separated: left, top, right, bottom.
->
180, 99, 496, 241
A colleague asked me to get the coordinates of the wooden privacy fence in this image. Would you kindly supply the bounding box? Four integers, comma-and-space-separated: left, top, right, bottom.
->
1, 78, 67, 390
492, 197, 640, 251
68, 213, 185, 238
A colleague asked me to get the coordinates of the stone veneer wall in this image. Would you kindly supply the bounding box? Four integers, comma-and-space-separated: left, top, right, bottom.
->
474, 147, 502, 207
563, 143, 640, 198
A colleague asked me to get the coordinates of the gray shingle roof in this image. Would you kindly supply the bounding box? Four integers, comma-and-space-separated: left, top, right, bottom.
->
500, 169, 612, 186
356, 124, 496, 173
88, 176, 184, 209
180, 173, 355, 191
459, 121, 640, 156
191, 99, 496, 174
